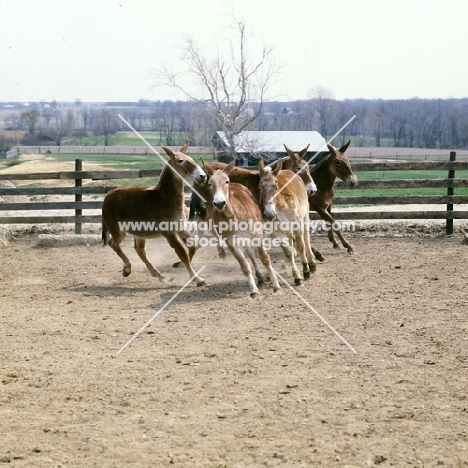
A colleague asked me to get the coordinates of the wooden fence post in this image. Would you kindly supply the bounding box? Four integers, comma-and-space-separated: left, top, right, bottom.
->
75, 159, 82, 234
446, 151, 456, 235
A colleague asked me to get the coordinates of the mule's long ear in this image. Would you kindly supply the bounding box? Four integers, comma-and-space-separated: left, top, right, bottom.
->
327, 143, 337, 157
272, 158, 282, 176
225, 158, 236, 175
201, 158, 215, 177
258, 157, 266, 176
339, 140, 351, 154
298, 144, 310, 160
180, 140, 189, 153
283, 144, 296, 160
161, 143, 175, 158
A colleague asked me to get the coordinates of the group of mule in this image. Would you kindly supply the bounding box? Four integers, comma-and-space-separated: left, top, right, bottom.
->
101, 140, 357, 298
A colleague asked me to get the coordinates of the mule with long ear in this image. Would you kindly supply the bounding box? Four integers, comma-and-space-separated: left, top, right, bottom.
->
269, 144, 317, 195
309, 140, 358, 254
268, 144, 326, 261
202, 159, 280, 299
102, 141, 208, 285
258, 158, 316, 285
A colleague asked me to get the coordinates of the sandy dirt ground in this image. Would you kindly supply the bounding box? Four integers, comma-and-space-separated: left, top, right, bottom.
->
1, 227, 468, 467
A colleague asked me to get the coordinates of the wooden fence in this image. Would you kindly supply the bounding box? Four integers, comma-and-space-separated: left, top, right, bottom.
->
1, 153, 468, 235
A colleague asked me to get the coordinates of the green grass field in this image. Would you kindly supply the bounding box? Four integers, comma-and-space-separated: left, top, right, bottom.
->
335, 170, 468, 197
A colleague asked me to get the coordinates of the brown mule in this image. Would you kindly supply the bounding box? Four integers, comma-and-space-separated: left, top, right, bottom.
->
102, 142, 208, 285
309, 140, 358, 254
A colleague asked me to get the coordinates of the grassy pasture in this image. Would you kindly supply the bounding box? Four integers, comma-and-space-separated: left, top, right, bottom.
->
336, 169, 468, 197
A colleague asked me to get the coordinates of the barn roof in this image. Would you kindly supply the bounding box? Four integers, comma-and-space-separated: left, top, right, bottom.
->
214, 131, 328, 154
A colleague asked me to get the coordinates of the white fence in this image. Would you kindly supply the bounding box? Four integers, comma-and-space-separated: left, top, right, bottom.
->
0, 148, 18, 159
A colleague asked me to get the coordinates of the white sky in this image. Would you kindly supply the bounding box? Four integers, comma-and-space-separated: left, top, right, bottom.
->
1, 0, 467, 103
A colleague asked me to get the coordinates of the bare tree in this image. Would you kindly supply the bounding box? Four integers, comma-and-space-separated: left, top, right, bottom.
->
47, 110, 75, 146
93, 109, 118, 146
309, 86, 336, 140
157, 17, 280, 159
21, 108, 41, 135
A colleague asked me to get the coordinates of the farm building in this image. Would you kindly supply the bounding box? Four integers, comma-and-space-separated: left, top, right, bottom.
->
213, 131, 329, 166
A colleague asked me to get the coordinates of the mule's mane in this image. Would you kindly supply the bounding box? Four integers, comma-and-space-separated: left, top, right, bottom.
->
309, 153, 331, 171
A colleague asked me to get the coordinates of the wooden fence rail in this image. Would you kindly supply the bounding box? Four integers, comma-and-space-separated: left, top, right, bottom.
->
1, 155, 468, 234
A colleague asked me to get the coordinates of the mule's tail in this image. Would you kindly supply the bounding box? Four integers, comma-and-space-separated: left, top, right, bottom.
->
102, 224, 109, 247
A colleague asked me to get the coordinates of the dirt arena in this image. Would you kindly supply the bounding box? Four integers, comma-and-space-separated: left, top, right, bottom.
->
1, 227, 467, 467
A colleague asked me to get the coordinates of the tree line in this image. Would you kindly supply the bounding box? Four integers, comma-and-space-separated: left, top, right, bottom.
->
2, 96, 468, 149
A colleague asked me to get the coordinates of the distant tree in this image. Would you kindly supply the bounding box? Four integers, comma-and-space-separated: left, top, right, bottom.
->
371, 100, 387, 147
156, 16, 280, 159
93, 108, 118, 146
21, 108, 41, 135
47, 110, 75, 146
0, 135, 13, 153
309, 86, 336, 139
4, 113, 22, 131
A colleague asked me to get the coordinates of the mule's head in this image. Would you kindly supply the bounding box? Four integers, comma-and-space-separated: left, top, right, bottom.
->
258, 158, 281, 220
283, 144, 317, 194
326, 140, 358, 188
161, 141, 207, 184
202, 159, 235, 213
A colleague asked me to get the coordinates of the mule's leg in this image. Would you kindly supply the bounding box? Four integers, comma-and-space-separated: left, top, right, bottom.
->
133, 237, 164, 280
335, 228, 354, 254
164, 232, 207, 286
180, 229, 199, 262
212, 225, 226, 259
292, 229, 316, 281
172, 229, 199, 268
310, 246, 326, 262
256, 241, 280, 293
245, 246, 266, 286
315, 206, 341, 250
107, 230, 132, 277
327, 205, 354, 254
304, 218, 326, 261
302, 218, 319, 273
275, 232, 303, 286
225, 239, 260, 299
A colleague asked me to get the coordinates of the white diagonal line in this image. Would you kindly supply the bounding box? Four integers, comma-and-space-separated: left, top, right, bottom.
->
118, 114, 206, 202
270, 115, 357, 202
117, 266, 207, 355
306, 114, 357, 165
273, 268, 357, 353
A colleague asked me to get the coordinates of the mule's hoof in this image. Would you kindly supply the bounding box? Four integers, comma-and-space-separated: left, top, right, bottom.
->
347, 247, 355, 255
172, 261, 184, 268
123, 266, 131, 277
333, 244, 340, 249
303, 270, 311, 280
197, 280, 209, 287
250, 292, 260, 300
158, 276, 166, 283
218, 249, 226, 259
309, 263, 317, 274
273, 287, 280, 293
294, 278, 304, 286
315, 253, 326, 262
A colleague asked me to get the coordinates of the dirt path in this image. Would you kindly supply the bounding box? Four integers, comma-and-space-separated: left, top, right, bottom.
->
1, 233, 467, 467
